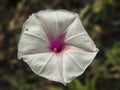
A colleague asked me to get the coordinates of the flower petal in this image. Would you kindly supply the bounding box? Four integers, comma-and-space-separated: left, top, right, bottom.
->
22, 53, 65, 84
18, 34, 49, 59
65, 15, 97, 52
62, 46, 98, 83
18, 14, 50, 59
34, 9, 76, 37
22, 14, 49, 41
22, 53, 52, 74
39, 53, 65, 84
55, 10, 76, 34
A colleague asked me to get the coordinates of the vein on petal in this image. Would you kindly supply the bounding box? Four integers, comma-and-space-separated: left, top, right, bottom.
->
38, 53, 54, 74
18, 48, 50, 58
33, 14, 54, 43
69, 46, 99, 53
65, 51, 83, 70
24, 32, 48, 42
73, 44, 99, 52
56, 53, 66, 84
55, 11, 59, 35
65, 45, 98, 57
65, 33, 86, 42
63, 15, 76, 35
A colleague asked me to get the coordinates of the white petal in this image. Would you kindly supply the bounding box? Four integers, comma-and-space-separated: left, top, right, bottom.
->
62, 46, 98, 83
39, 53, 65, 84
22, 14, 48, 41
18, 14, 50, 59
22, 53, 52, 74
65, 15, 97, 52
18, 34, 49, 59
35, 9, 76, 37
22, 53, 65, 84
55, 10, 76, 34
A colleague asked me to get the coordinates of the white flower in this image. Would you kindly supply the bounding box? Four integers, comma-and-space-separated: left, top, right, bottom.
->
18, 9, 99, 85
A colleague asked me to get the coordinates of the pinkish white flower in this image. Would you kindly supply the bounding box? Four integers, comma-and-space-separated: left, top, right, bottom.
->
18, 9, 99, 85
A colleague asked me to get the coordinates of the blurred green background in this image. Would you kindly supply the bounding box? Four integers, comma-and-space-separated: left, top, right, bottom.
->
0, 0, 120, 90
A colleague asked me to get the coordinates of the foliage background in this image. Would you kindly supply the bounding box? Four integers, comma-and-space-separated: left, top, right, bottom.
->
0, 0, 120, 90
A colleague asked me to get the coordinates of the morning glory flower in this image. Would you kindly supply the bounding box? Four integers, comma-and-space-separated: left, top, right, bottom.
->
18, 9, 99, 85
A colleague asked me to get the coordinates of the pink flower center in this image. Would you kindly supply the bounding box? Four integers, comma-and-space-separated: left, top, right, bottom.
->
49, 33, 65, 53
51, 41, 64, 53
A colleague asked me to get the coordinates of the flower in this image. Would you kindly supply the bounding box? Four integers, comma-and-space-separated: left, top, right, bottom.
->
18, 9, 99, 85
